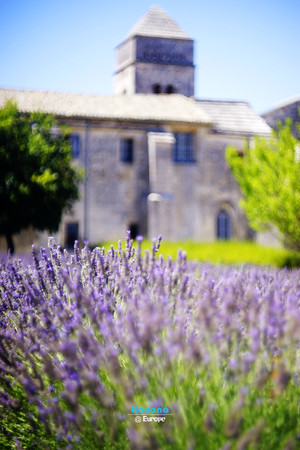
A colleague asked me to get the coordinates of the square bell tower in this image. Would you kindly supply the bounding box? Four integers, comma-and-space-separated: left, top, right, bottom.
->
114, 6, 195, 97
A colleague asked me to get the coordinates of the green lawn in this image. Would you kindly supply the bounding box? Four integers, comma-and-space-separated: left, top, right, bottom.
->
95, 239, 300, 268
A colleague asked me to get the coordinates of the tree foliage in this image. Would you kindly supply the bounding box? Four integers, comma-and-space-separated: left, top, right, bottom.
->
226, 119, 300, 250
0, 100, 82, 253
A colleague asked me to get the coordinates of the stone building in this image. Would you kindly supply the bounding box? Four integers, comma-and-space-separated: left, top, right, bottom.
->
0, 6, 271, 251
262, 95, 300, 138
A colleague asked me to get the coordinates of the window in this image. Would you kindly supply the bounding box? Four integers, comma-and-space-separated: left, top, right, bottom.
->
173, 132, 195, 163
65, 222, 79, 249
217, 210, 231, 240
121, 138, 134, 163
153, 83, 162, 94
70, 134, 80, 158
166, 84, 175, 94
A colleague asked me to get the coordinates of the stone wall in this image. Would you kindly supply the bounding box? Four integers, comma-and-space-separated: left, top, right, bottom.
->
0, 227, 38, 255
57, 121, 153, 247
115, 38, 136, 72
136, 37, 194, 67
195, 132, 251, 241
114, 66, 136, 95
135, 63, 194, 96
114, 35, 195, 96
147, 128, 251, 242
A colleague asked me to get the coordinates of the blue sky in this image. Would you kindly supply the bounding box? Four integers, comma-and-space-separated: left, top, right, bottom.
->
0, 0, 299, 113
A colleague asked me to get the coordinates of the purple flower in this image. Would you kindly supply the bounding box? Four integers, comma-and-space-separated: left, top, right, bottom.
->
1, 235, 300, 447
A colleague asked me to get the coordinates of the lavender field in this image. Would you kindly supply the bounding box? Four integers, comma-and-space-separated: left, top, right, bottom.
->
1, 234, 300, 449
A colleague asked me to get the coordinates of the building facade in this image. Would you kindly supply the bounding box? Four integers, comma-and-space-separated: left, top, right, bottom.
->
0, 6, 272, 251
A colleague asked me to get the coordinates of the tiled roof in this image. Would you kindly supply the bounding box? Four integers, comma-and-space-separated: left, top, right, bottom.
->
0, 89, 211, 125
0, 89, 271, 135
197, 99, 271, 136
125, 5, 191, 41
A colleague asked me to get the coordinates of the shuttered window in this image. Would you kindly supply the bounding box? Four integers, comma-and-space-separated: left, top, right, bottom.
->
173, 132, 195, 163
70, 134, 80, 159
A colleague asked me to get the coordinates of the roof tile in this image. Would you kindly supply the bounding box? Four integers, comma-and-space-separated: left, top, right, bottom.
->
125, 5, 191, 41
0, 89, 211, 125
197, 99, 271, 135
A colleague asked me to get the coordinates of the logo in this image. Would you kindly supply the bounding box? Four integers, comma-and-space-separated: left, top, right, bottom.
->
129, 405, 171, 423
131, 406, 169, 414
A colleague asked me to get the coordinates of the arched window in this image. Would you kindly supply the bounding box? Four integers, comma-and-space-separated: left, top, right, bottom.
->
217, 210, 231, 240
153, 84, 162, 94
166, 85, 175, 94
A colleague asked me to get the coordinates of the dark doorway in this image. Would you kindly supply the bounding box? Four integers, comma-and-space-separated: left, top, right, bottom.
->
129, 223, 139, 240
65, 222, 79, 249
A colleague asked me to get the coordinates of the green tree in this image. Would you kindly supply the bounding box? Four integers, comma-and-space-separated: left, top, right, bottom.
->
226, 119, 300, 250
0, 100, 82, 254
